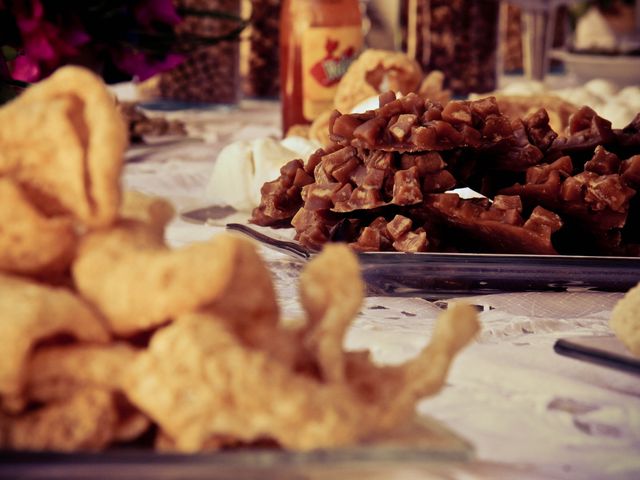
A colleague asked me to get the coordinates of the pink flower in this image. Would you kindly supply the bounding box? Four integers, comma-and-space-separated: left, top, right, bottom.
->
66, 28, 91, 48
5, 0, 184, 82
23, 27, 56, 62
114, 50, 185, 81
134, 0, 182, 28
16, 0, 44, 34
12, 0, 90, 80
11, 55, 40, 82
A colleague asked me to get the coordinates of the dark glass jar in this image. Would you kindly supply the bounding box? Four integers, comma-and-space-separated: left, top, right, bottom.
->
157, 0, 243, 104
244, 0, 281, 98
402, 0, 500, 96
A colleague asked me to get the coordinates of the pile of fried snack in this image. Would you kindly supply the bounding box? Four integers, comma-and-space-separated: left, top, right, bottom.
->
0, 66, 480, 452
252, 91, 640, 256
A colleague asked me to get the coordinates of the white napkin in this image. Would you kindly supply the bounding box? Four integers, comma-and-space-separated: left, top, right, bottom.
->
205, 136, 320, 211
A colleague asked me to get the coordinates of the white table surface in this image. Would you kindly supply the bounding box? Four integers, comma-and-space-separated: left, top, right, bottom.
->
122, 98, 640, 480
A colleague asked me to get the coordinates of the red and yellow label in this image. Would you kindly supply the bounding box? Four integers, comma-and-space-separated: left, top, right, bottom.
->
302, 26, 362, 121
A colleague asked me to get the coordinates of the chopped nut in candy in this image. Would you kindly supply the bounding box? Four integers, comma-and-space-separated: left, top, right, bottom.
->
252, 92, 640, 256
0, 66, 480, 454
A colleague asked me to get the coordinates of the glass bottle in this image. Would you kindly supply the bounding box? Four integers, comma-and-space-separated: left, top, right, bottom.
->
280, 0, 363, 134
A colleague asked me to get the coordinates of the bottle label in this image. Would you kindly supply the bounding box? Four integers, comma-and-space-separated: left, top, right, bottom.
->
302, 26, 362, 121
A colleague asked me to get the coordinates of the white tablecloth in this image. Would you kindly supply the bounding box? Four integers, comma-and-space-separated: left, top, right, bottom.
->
123, 99, 640, 480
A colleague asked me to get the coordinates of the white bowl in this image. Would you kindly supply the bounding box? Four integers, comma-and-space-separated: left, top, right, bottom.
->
552, 50, 640, 87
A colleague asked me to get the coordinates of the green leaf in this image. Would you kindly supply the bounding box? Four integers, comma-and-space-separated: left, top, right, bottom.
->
1, 46, 18, 61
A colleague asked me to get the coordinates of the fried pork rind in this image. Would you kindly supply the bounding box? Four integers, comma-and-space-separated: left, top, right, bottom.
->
610, 282, 640, 356
5, 342, 149, 445
0, 62, 479, 453
344, 303, 480, 431
468, 92, 578, 133
0, 274, 109, 404
73, 226, 278, 337
299, 244, 364, 382
0, 178, 76, 275
309, 110, 333, 146
20, 344, 150, 443
417, 70, 452, 105
493, 94, 577, 133
123, 312, 365, 452
202, 237, 280, 348
112, 404, 151, 443
123, 242, 479, 452
334, 49, 423, 113
285, 124, 311, 139
120, 190, 175, 236
0, 66, 126, 227
2, 388, 118, 452
23, 344, 139, 405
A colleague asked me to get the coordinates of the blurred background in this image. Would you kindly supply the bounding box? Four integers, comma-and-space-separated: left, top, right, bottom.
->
0, 0, 638, 105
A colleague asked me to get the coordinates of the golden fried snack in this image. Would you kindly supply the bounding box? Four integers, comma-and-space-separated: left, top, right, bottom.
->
0, 274, 109, 403
113, 406, 151, 444
21, 343, 149, 443
120, 190, 175, 237
3, 388, 118, 451
125, 306, 479, 452
0, 178, 76, 275
308, 110, 333, 146
0, 66, 126, 227
285, 124, 311, 139
490, 94, 577, 133
123, 244, 479, 452
334, 49, 423, 113
73, 227, 278, 337
23, 344, 139, 404
299, 243, 364, 382
610, 283, 640, 356
154, 430, 235, 452
354, 303, 480, 431
417, 70, 452, 105
298, 252, 479, 432
123, 313, 364, 452
203, 237, 280, 348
